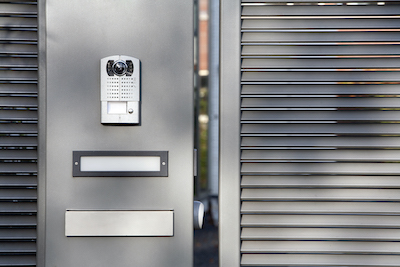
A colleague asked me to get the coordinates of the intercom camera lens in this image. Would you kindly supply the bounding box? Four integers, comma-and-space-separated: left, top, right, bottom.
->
112, 61, 128, 76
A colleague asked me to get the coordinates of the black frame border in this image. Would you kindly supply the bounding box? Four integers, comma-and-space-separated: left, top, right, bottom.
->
73, 151, 168, 177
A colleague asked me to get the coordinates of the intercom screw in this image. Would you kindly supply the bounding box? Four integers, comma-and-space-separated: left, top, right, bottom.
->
74, 162, 78, 166
128, 108, 134, 114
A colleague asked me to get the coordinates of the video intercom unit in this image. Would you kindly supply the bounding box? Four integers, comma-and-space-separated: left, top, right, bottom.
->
100, 55, 140, 124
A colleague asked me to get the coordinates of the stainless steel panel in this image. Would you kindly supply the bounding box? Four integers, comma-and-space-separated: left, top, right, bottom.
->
220, 0, 241, 266
65, 210, 174, 237
44, 0, 193, 266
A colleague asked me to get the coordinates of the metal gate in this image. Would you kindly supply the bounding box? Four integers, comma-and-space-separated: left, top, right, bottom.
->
220, 0, 400, 266
0, 1, 38, 266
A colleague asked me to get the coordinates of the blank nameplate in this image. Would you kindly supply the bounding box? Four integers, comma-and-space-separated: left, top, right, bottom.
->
107, 101, 127, 114
65, 210, 173, 237
73, 151, 168, 177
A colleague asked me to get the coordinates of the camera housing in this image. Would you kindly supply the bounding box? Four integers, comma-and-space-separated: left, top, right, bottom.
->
106, 60, 133, 76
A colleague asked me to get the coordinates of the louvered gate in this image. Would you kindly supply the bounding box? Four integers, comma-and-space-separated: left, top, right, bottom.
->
220, 0, 400, 266
0, 1, 37, 266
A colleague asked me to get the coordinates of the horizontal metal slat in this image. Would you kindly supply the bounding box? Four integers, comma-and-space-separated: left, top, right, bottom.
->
242, 18, 400, 29
0, 43, 37, 54
0, 189, 36, 201
0, 202, 36, 213
0, 163, 37, 174
241, 188, 400, 201
241, 214, 400, 228
0, 137, 37, 147
241, 136, 400, 148
242, 32, 400, 43
242, 0, 400, 2
242, 44, 400, 56
242, 240, 400, 254
241, 227, 400, 241
0, 3, 37, 14
0, 84, 37, 94
242, 5, 400, 16
0, 11, 37, 17
241, 254, 400, 267
241, 84, 400, 95
0, 229, 35, 240
241, 97, 400, 108
0, 110, 37, 121
0, 176, 36, 188
0, 52, 37, 58
0, 150, 36, 160
241, 175, 400, 188
0, 17, 37, 29
241, 124, 400, 135
0, 124, 37, 134
0, 215, 36, 227
242, 58, 400, 68
0, 31, 36, 41
0, 256, 36, 267
0, 70, 36, 79
241, 162, 400, 175
242, 111, 400, 121
0, 242, 35, 253
241, 71, 400, 82
241, 149, 400, 161
241, 201, 400, 215
0, 57, 37, 66
0, 78, 37, 84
